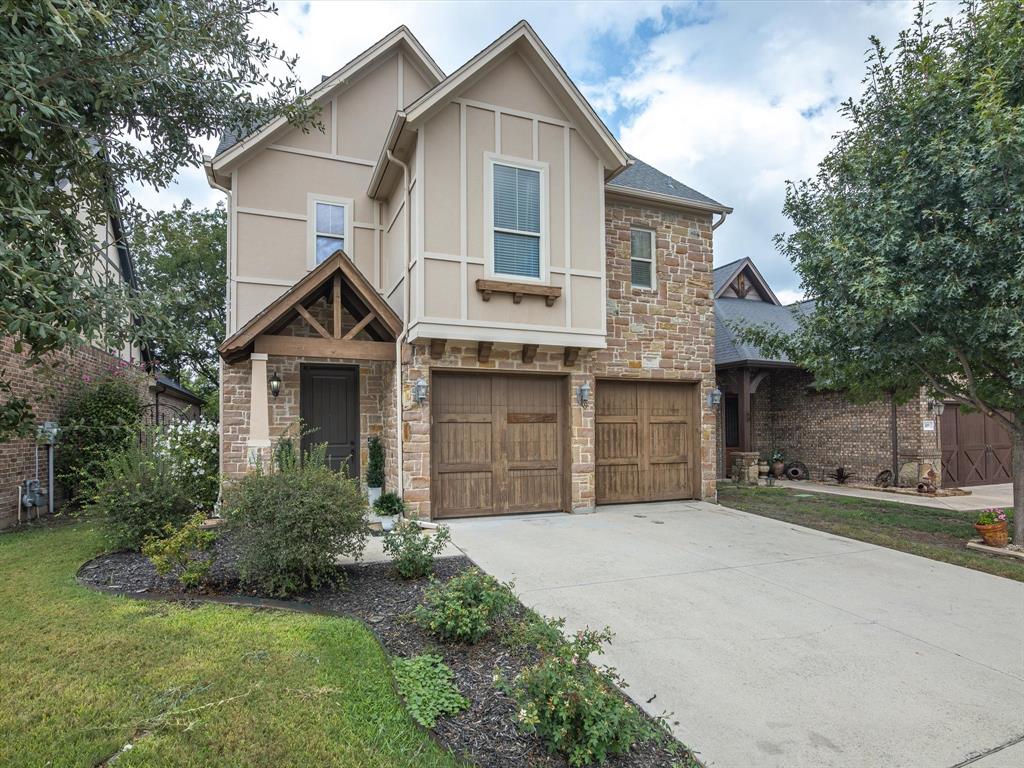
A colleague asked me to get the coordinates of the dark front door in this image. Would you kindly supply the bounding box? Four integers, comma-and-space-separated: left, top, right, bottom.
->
723, 394, 740, 476
300, 365, 359, 477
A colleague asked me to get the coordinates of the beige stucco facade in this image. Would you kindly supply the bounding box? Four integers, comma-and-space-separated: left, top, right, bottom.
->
211, 23, 729, 518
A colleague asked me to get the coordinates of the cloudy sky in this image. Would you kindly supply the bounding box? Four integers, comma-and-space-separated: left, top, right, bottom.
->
139, 0, 956, 303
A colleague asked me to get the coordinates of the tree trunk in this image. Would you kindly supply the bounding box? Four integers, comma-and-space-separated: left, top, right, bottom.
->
1014, 420, 1024, 546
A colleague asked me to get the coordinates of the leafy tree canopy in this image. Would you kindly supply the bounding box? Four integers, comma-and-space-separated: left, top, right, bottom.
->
132, 201, 226, 397
0, 0, 318, 438
745, 0, 1024, 537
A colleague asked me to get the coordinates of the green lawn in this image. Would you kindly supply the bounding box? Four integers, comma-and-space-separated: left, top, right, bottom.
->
0, 522, 462, 768
718, 485, 1022, 582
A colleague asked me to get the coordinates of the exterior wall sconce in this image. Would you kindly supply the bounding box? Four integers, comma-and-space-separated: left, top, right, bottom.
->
576, 381, 591, 408
413, 378, 428, 404
928, 399, 945, 415
707, 387, 723, 409
269, 371, 282, 399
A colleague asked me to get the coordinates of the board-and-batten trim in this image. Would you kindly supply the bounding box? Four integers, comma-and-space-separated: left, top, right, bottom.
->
230, 170, 239, 334
267, 144, 376, 167
236, 206, 380, 231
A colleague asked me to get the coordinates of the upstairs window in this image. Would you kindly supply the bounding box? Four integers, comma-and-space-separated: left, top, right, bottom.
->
307, 195, 352, 269
630, 228, 655, 289
488, 157, 546, 281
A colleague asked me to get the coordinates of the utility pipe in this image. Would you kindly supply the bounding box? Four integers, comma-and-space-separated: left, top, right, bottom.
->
712, 211, 729, 231
387, 148, 412, 500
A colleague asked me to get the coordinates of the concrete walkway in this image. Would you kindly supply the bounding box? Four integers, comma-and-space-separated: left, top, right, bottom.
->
780, 480, 1013, 511
447, 502, 1024, 768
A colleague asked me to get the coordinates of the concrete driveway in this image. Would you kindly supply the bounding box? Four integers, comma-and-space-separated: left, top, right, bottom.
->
447, 501, 1024, 768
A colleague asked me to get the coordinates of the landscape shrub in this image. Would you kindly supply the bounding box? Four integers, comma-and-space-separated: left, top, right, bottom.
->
374, 491, 405, 517
365, 436, 385, 489
223, 444, 368, 597
86, 442, 194, 549
413, 567, 516, 644
498, 626, 661, 766
503, 611, 567, 653
382, 519, 450, 579
153, 419, 219, 511
392, 654, 468, 728
56, 366, 144, 505
142, 512, 216, 588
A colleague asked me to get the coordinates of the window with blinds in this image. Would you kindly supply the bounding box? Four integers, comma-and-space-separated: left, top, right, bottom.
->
630, 228, 655, 288
491, 162, 542, 279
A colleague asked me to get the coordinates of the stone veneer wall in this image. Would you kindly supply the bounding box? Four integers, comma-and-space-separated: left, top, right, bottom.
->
718, 367, 942, 485
598, 199, 718, 501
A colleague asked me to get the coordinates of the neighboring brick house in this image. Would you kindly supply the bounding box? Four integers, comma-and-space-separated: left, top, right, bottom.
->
0, 214, 203, 528
207, 22, 729, 519
712, 257, 1013, 489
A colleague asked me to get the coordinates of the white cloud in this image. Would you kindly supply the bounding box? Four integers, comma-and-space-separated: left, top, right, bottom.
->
129, 0, 959, 297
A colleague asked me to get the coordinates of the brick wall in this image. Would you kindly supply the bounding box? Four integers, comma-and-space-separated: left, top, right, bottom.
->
0, 337, 145, 528
597, 199, 718, 500
719, 367, 941, 485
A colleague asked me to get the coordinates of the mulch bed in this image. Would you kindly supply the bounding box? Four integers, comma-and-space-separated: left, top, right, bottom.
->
78, 533, 697, 768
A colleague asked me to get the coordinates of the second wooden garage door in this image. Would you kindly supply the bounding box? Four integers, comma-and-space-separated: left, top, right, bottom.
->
596, 380, 699, 504
432, 373, 566, 518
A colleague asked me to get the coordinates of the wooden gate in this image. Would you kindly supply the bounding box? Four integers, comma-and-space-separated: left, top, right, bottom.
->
431, 372, 566, 518
596, 380, 699, 504
941, 406, 1012, 487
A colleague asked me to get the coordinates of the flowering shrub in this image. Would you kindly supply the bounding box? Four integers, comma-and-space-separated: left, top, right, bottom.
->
154, 419, 219, 512
413, 567, 516, 644
497, 625, 662, 766
977, 507, 1008, 526
56, 366, 145, 505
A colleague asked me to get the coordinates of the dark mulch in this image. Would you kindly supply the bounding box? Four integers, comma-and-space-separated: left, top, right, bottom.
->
78, 533, 697, 768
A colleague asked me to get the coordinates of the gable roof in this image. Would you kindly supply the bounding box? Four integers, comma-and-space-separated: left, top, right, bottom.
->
715, 298, 811, 367
219, 250, 402, 363
403, 20, 629, 171
208, 26, 444, 174
712, 257, 780, 303
606, 156, 730, 214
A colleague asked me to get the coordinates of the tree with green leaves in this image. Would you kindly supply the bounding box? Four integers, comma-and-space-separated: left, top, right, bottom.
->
132, 201, 226, 396
747, 0, 1024, 542
0, 0, 318, 440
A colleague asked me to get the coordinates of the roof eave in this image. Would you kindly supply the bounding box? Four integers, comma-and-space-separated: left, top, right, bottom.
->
605, 184, 733, 215
367, 111, 408, 200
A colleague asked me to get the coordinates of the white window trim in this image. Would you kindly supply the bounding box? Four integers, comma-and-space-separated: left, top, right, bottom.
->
483, 153, 549, 284
630, 227, 656, 290
306, 193, 354, 270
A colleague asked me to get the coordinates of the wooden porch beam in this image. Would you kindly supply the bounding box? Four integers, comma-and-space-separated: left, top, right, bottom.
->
343, 312, 376, 340
332, 274, 343, 338
738, 367, 751, 453
254, 335, 394, 360
295, 304, 332, 340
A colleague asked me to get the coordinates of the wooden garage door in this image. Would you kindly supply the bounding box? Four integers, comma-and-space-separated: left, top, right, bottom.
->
432, 373, 566, 518
596, 380, 698, 504
941, 406, 1012, 487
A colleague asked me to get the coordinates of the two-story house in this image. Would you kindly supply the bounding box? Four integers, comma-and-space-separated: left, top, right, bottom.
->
208, 22, 730, 518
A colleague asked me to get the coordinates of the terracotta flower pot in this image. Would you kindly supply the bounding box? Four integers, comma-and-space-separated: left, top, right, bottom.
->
771, 460, 785, 479
975, 521, 1008, 548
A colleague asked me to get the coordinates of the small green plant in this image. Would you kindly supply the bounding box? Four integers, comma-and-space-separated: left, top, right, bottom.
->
365, 436, 385, 489
87, 442, 194, 550
223, 443, 368, 597
142, 512, 216, 588
976, 507, 1008, 526
414, 567, 516, 644
497, 626, 662, 767
374, 491, 405, 517
392, 654, 468, 728
827, 466, 855, 484
382, 519, 450, 579
769, 449, 784, 464
503, 611, 567, 653
273, 436, 297, 472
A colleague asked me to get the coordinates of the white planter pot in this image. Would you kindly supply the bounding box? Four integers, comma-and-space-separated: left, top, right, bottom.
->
379, 514, 397, 532
367, 486, 383, 507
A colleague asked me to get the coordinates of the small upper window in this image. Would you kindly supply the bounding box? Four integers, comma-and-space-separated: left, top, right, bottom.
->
314, 201, 347, 265
491, 161, 542, 279
630, 229, 655, 288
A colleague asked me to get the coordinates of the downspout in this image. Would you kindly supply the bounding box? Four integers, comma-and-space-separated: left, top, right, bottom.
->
712, 211, 729, 231
387, 149, 412, 500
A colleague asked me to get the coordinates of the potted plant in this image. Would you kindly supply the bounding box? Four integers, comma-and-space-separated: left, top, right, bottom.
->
374, 491, 404, 532
758, 459, 769, 477
770, 450, 785, 479
974, 507, 1009, 548
365, 436, 385, 507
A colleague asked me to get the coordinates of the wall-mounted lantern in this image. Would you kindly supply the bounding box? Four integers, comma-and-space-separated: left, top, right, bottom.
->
576, 381, 591, 408
269, 371, 282, 399
707, 387, 723, 409
928, 399, 945, 415
413, 378, 428, 404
